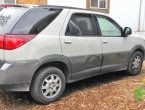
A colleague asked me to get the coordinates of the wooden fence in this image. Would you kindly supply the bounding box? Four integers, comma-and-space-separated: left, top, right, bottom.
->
17, 0, 47, 5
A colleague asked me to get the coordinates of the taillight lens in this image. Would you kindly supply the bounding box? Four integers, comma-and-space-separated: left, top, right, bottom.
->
1, 3, 12, 7
0, 34, 4, 49
0, 34, 36, 50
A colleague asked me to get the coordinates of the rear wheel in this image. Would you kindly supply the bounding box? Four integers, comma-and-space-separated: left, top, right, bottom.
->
127, 51, 143, 75
30, 67, 66, 104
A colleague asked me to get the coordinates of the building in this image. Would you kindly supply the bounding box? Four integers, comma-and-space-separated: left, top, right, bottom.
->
0, 0, 145, 31
0, 0, 16, 4
0, 0, 47, 4
47, 0, 145, 32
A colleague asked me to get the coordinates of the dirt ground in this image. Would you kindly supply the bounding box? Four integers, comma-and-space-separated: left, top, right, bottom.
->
1, 63, 145, 110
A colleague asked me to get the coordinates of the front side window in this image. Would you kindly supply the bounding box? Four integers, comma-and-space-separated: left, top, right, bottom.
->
97, 16, 122, 37
65, 13, 95, 36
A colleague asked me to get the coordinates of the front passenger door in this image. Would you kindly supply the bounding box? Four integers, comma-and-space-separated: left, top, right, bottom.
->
94, 15, 131, 73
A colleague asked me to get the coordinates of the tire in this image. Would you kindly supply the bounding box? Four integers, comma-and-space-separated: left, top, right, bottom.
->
127, 51, 144, 76
30, 67, 66, 104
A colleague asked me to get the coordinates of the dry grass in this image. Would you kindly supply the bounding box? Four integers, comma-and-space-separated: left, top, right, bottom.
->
1, 63, 145, 110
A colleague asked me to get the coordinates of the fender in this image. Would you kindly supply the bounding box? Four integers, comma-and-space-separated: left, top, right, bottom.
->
126, 45, 145, 66
36, 54, 72, 80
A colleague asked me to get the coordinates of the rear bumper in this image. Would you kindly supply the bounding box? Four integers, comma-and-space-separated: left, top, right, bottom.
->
0, 60, 39, 91
0, 82, 30, 91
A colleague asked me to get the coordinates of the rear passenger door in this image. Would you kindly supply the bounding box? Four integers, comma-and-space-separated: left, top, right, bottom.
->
60, 10, 102, 80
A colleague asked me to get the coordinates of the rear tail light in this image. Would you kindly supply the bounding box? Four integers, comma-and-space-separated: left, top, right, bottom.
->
0, 35, 4, 49
0, 34, 36, 50
1, 3, 12, 7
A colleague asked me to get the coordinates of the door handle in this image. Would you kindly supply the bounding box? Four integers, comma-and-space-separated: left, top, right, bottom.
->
64, 41, 72, 44
102, 41, 108, 44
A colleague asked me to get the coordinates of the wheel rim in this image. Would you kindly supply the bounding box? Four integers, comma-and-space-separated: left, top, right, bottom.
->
41, 74, 62, 98
132, 55, 142, 71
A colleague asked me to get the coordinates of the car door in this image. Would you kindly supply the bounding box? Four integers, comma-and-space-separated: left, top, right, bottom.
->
60, 10, 102, 80
94, 14, 132, 73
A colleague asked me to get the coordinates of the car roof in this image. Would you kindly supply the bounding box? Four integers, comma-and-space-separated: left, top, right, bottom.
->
39, 5, 108, 16
39, 5, 87, 10
0, 4, 108, 16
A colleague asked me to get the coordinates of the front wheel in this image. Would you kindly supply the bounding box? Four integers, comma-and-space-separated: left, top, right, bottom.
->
30, 67, 66, 104
127, 51, 144, 75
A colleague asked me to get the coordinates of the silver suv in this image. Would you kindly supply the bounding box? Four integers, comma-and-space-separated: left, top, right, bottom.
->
0, 5, 145, 104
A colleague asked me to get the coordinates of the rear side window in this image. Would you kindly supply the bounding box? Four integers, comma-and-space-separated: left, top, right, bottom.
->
11, 8, 61, 34
0, 8, 27, 34
65, 13, 95, 36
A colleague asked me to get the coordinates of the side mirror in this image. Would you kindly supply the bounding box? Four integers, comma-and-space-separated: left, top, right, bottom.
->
123, 27, 132, 37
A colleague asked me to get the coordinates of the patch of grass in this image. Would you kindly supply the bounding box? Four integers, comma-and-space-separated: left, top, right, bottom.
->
134, 87, 145, 101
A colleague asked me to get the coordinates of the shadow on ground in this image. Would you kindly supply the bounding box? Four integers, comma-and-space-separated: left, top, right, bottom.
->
0, 71, 129, 107
65, 71, 129, 96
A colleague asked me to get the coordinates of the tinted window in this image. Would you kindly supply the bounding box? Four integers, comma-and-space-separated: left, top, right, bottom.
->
66, 14, 95, 36
11, 8, 61, 34
0, 8, 28, 34
97, 16, 122, 37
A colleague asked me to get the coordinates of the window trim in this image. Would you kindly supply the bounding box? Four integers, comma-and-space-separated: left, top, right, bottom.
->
90, 0, 108, 9
94, 14, 124, 37
65, 13, 99, 37
86, 0, 110, 14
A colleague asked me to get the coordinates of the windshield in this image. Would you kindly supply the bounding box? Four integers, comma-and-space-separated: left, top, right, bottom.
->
0, 7, 28, 34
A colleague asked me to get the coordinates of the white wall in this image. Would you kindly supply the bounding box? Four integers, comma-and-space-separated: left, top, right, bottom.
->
109, 0, 140, 31
48, 0, 144, 31
0, 0, 4, 3
140, 0, 145, 31
48, 0, 86, 8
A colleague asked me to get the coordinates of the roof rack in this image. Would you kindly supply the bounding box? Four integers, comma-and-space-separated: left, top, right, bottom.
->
39, 5, 87, 10
15, 4, 38, 8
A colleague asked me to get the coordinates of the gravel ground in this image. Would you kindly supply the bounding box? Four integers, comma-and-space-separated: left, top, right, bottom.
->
1, 63, 145, 110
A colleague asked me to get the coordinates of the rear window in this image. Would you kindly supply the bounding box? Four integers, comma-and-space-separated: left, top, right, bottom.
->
11, 8, 61, 35
0, 8, 28, 34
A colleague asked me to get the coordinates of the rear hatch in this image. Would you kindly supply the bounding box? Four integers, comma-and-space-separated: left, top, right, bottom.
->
0, 6, 62, 62
0, 7, 28, 62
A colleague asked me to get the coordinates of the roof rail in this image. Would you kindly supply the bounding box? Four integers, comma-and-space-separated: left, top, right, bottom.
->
39, 5, 87, 10
15, 4, 38, 8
